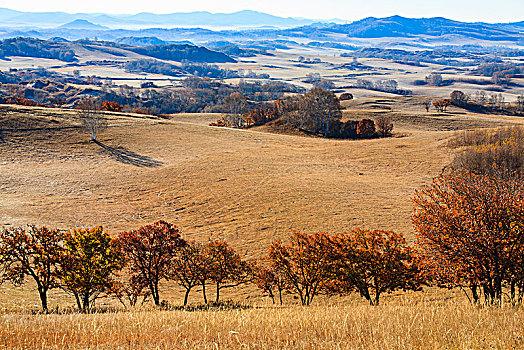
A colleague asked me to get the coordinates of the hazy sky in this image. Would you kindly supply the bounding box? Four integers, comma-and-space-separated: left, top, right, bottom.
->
3, 0, 524, 23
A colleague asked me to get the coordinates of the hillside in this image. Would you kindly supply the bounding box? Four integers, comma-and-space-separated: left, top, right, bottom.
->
2, 100, 524, 348
0, 37, 235, 63
297, 16, 524, 40
0, 99, 518, 252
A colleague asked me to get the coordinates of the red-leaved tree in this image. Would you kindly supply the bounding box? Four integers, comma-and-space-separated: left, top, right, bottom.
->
116, 221, 186, 306
268, 232, 333, 306
413, 170, 524, 304
0, 226, 64, 312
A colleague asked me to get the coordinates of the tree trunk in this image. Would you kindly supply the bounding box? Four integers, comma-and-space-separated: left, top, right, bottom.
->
325, 103, 331, 136
38, 288, 49, 313
73, 291, 82, 310
183, 288, 191, 306
202, 282, 208, 304
278, 288, 283, 305
215, 282, 220, 304
471, 284, 479, 304
374, 293, 380, 306
82, 293, 90, 313
151, 282, 160, 306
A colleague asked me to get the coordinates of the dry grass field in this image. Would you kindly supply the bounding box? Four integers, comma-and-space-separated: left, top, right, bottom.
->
1, 290, 524, 349
2, 101, 524, 348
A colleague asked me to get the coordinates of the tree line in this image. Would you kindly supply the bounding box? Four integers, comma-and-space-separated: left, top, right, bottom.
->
3, 161, 524, 312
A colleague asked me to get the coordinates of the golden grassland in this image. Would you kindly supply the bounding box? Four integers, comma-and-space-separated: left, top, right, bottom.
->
1, 290, 524, 349
2, 101, 524, 348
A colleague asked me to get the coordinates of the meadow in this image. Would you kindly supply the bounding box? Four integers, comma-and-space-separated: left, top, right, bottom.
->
2, 99, 524, 348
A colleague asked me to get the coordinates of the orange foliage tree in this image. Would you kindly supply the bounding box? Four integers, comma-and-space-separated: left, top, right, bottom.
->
413, 170, 524, 304
433, 99, 452, 112
0, 226, 64, 312
356, 119, 376, 137
116, 221, 186, 306
171, 242, 206, 306
254, 262, 287, 304
206, 239, 253, 304
268, 232, 333, 306
101, 100, 123, 112
330, 229, 422, 305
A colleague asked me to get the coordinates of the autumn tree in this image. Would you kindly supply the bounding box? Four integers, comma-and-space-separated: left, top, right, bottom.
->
101, 100, 123, 112
206, 239, 253, 304
413, 170, 524, 305
110, 272, 149, 308
330, 229, 421, 305
433, 99, 451, 113
356, 119, 376, 137
171, 242, 205, 306
254, 262, 287, 305
0, 226, 64, 312
375, 116, 393, 137
268, 232, 333, 306
116, 221, 186, 306
61, 226, 123, 312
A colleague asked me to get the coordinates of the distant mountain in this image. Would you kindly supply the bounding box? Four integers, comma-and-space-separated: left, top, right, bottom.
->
116, 36, 194, 47
0, 8, 317, 29
123, 10, 312, 27
58, 19, 109, 30
0, 11, 523, 47
0, 8, 22, 21
289, 16, 524, 41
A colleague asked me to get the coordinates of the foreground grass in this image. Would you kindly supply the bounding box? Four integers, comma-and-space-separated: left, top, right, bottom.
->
1, 295, 523, 349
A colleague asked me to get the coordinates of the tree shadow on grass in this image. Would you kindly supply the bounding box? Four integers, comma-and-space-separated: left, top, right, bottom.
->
95, 141, 163, 168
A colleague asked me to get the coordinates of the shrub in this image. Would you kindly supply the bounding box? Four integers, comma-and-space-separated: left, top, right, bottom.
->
101, 100, 123, 112
449, 126, 524, 176
356, 119, 376, 137
375, 116, 393, 137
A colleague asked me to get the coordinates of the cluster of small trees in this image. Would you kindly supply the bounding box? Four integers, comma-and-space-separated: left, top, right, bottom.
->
473, 62, 524, 86
0, 221, 253, 312
211, 88, 393, 139
355, 79, 412, 95
260, 230, 421, 306
0, 37, 76, 62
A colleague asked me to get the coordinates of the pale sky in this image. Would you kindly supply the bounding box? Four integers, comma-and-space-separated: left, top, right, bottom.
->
2, 0, 524, 23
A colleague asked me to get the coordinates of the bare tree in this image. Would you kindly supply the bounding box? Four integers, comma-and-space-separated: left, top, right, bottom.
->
224, 93, 249, 128
77, 97, 106, 141
517, 95, 524, 115
423, 99, 432, 112
376, 116, 393, 137
298, 87, 342, 136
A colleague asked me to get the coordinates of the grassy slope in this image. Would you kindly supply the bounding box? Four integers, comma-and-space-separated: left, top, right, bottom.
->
1, 102, 524, 348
